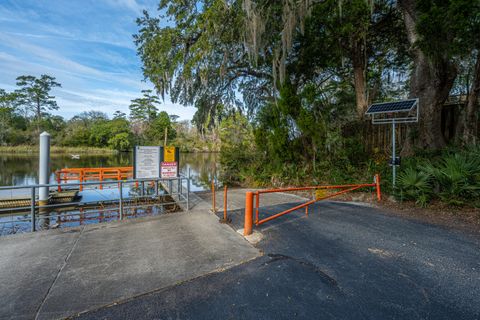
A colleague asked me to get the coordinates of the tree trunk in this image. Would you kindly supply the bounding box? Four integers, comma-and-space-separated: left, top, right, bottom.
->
398, 0, 457, 155
456, 52, 480, 145
352, 40, 368, 118
36, 97, 41, 134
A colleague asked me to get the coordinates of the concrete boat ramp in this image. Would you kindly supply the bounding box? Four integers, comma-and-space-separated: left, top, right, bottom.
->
1, 189, 480, 319
0, 191, 259, 320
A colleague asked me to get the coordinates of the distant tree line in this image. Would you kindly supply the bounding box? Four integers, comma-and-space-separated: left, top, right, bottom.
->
0, 74, 217, 151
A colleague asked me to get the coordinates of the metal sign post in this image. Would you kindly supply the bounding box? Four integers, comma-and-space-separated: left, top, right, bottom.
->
365, 99, 419, 189
392, 119, 396, 188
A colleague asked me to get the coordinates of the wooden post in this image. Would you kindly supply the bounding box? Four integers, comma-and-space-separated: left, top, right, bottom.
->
211, 180, 216, 213
164, 127, 168, 147
223, 186, 228, 221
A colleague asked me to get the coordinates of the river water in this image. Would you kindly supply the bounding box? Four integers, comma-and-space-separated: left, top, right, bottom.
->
0, 152, 220, 235
0, 152, 219, 191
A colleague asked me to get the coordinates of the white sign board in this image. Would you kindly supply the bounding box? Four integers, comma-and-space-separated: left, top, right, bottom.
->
134, 146, 160, 179
161, 162, 178, 178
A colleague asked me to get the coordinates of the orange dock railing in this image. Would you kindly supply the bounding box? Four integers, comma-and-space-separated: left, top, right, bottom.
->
244, 174, 381, 235
55, 167, 133, 191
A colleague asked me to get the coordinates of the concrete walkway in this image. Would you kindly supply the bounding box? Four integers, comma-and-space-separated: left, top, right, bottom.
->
0, 194, 259, 320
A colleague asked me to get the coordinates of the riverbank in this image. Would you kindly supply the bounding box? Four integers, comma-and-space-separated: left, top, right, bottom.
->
0, 145, 221, 154
0, 145, 118, 154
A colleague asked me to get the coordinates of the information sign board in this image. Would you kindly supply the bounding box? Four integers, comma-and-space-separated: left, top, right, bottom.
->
134, 146, 160, 179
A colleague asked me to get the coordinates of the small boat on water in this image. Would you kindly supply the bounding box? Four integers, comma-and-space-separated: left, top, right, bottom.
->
71, 154, 80, 159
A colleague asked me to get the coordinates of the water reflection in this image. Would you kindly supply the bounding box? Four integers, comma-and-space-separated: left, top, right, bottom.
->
0, 152, 220, 235
0, 205, 169, 236
0, 152, 219, 191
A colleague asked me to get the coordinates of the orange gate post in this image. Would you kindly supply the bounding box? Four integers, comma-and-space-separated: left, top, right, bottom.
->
211, 180, 216, 213
255, 191, 260, 224
375, 174, 382, 201
223, 185, 228, 221
244, 191, 253, 236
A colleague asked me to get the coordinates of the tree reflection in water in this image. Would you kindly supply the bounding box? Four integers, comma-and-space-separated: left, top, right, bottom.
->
0, 152, 219, 191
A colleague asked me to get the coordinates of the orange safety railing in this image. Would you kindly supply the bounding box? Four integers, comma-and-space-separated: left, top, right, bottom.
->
55, 167, 133, 192
244, 174, 381, 235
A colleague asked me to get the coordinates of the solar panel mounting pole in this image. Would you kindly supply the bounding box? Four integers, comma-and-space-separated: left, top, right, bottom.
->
365, 98, 419, 191
392, 119, 396, 189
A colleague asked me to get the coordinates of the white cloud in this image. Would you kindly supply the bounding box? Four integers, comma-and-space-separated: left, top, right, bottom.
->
104, 0, 142, 15
0, 33, 143, 88
0, 0, 196, 121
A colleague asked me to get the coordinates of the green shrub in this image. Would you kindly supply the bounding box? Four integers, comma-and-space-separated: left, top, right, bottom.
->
424, 153, 480, 206
397, 167, 433, 207
397, 147, 480, 207
219, 113, 257, 185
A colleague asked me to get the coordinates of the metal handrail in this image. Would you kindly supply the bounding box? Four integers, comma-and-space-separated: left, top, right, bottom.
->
0, 174, 191, 235
0, 175, 187, 190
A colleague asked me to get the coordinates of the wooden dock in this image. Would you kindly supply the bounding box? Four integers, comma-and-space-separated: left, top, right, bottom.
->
0, 190, 80, 211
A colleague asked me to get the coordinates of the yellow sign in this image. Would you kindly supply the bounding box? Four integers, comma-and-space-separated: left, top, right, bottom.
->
164, 146, 176, 162
315, 189, 328, 199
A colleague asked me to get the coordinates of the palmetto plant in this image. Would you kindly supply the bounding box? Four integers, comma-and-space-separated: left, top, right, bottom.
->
397, 167, 433, 207
427, 154, 480, 206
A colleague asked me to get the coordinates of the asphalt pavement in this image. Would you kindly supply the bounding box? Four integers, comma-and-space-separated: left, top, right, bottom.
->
76, 200, 480, 320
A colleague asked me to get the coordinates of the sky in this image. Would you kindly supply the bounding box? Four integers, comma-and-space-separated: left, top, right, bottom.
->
0, 0, 196, 120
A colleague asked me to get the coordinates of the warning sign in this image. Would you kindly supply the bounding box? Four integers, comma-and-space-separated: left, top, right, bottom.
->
161, 162, 178, 178
164, 146, 176, 162
315, 189, 328, 199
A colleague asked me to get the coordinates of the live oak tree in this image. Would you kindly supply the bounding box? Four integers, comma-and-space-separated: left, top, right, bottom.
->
135, 0, 271, 119
398, 0, 480, 153
135, 0, 479, 162
460, 52, 480, 145
135, 0, 407, 118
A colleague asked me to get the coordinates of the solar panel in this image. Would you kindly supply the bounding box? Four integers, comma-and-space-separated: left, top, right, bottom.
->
365, 99, 418, 114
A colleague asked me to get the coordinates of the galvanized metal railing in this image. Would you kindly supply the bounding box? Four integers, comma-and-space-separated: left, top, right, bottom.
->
0, 174, 191, 235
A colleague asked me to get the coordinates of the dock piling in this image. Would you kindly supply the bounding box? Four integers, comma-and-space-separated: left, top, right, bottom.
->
38, 132, 50, 207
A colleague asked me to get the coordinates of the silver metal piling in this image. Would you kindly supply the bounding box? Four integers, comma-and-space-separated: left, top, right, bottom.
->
38, 132, 50, 206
